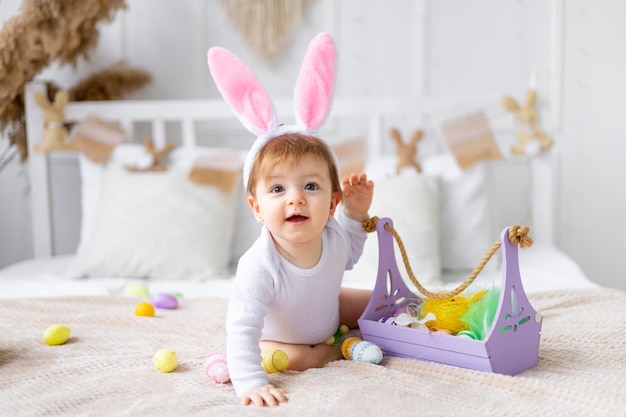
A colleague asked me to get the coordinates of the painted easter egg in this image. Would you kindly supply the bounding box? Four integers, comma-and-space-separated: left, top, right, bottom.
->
261, 349, 289, 374
134, 301, 155, 317
124, 283, 150, 297
154, 349, 178, 373
350, 340, 383, 364
204, 352, 230, 383
151, 293, 179, 309
43, 324, 71, 346
341, 337, 361, 360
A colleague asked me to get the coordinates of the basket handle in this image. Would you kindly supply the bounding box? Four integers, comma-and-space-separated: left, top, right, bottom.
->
360, 217, 416, 320
363, 216, 533, 300
488, 225, 541, 339
371, 217, 414, 302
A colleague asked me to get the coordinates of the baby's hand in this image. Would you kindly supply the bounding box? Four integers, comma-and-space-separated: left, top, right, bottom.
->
241, 384, 287, 407
341, 173, 374, 222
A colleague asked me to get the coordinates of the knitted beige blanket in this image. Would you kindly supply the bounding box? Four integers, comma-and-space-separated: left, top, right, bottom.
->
1, 288, 624, 416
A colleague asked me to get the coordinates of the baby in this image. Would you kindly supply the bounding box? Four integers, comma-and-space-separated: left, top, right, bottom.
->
227, 133, 373, 406
208, 31, 375, 407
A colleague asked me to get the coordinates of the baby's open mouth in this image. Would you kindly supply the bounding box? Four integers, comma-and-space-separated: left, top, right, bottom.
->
286, 214, 308, 222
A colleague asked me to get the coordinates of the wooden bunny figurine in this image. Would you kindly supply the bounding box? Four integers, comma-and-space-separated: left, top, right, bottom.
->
34, 90, 73, 152
125, 137, 176, 172
390, 128, 423, 175
501, 89, 554, 156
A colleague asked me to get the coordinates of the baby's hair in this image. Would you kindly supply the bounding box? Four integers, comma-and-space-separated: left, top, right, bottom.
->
247, 133, 342, 199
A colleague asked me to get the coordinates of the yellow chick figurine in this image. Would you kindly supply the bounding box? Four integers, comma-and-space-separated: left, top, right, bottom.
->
420, 290, 486, 335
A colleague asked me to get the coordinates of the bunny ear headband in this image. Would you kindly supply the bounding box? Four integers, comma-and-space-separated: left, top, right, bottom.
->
207, 32, 339, 190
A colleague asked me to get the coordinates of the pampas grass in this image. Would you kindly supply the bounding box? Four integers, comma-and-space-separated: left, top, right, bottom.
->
0, 0, 133, 163
67, 61, 152, 102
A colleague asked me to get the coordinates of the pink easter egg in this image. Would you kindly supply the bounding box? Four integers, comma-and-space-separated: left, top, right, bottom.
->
204, 352, 230, 384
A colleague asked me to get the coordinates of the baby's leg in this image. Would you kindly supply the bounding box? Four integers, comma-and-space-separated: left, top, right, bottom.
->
260, 340, 342, 371
257, 289, 372, 372
339, 287, 372, 328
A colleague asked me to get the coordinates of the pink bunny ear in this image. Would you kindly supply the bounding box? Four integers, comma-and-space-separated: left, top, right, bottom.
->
207, 47, 278, 136
293, 32, 337, 132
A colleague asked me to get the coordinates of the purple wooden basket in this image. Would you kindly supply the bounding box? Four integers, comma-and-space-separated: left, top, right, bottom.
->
358, 217, 542, 375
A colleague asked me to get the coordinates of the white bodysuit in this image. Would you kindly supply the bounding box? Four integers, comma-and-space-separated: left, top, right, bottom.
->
226, 210, 367, 397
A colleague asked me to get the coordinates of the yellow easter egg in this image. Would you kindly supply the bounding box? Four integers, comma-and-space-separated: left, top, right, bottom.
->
134, 301, 155, 317
325, 335, 337, 345
261, 349, 289, 374
153, 349, 178, 373
341, 337, 360, 360
43, 324, 71, 346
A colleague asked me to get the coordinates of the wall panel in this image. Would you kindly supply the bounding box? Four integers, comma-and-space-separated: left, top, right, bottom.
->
1, 0, 624, 291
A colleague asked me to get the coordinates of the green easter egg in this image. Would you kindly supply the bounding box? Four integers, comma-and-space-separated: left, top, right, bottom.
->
124, 283, 150, 297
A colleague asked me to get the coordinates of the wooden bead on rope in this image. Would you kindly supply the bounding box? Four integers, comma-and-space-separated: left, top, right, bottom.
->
361, 217, 534, 300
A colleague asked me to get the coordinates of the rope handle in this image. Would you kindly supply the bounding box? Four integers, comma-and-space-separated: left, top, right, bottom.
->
361, 216, 534, 299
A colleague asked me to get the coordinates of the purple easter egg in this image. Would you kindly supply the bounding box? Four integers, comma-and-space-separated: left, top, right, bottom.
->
151, 292, 179, 309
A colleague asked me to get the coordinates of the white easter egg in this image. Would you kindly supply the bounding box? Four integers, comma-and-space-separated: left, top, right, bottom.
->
350, 340, 383, 364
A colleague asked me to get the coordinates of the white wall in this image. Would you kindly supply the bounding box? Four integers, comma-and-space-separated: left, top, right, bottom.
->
1, 0, 624, 291
559, 1, 626, 291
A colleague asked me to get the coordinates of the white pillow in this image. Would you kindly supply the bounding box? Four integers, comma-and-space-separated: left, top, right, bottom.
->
230, 184, 262, 266
342, 173, 442, 290
168, 146, 260, 267
422, 154, 496, 274
76, 144, 253, 275
76, 145, 148, 257
485, 158, 533, 241
70, 161, 237, 280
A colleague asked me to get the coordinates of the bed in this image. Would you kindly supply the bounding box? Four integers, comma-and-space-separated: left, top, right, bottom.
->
0, 81, 624, 416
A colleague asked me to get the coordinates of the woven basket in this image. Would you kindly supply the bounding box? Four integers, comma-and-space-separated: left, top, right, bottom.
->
358, 217, 542, 375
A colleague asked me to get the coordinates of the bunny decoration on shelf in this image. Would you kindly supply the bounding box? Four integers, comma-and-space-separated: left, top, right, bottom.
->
501, 89, 554, 156
34, 90, 74, 153
390, 128, 423, 175
125, 138, 176, 172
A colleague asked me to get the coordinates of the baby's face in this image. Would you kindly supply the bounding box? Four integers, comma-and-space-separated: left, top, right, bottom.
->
248, 154, 339, 247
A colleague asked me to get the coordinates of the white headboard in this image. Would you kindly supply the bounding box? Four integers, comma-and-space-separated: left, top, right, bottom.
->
24, 81, 556, 259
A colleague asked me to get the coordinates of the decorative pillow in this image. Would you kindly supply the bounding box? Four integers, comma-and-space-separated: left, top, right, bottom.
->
484, 157, 533, 241
422, 154, 497, 275
70, 161, 238, 280
70, 143, 241, 278
169, 146, 261, 267
76, 144, 147, 257
230, 184, 262, 267
342, 172, 442, 290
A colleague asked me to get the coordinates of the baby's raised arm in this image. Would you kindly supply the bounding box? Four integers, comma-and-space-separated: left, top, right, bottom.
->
341, 173, 374, 222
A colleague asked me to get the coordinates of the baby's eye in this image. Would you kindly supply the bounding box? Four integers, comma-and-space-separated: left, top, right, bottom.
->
304, 183, 319, 191
270, 185, 285, 193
